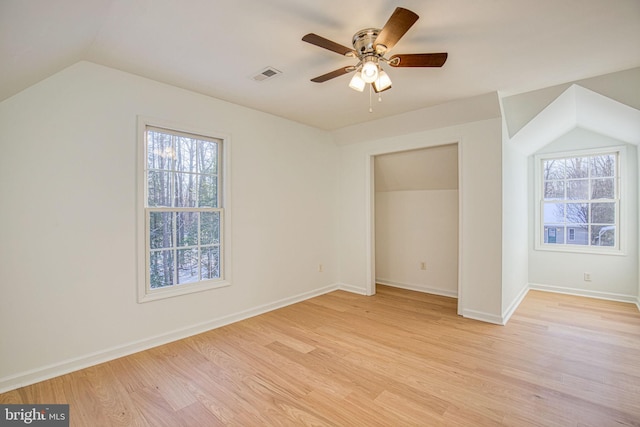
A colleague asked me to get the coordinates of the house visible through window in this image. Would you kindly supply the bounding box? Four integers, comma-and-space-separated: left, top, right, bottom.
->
537, 148, 621, 252
138, 120, 229, 302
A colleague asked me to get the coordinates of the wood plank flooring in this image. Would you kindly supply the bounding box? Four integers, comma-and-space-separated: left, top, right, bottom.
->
2, 286, 639, 426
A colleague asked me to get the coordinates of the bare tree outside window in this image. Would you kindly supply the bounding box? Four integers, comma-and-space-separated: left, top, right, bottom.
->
542, 153, 617, 248
146, 128, 222, 289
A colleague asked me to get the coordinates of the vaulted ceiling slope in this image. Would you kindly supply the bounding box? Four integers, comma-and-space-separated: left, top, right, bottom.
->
510, 84, 640, 155
1, 0, 639, 130
503, 67, 640, 138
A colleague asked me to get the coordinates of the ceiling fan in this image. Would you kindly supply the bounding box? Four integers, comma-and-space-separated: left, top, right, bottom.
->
302, 7, 448, 94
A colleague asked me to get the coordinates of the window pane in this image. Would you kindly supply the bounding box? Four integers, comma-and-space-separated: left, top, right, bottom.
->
176, 137, 197, 173
544, 226, 565, 244
200, 246, 220, 279
198, 175, 218, 207
590, 154, 615, 178
200, 212, 220, 245
566, 180, 588, 200
592, 225, 615, 247
175, 172, 197, 207
144, 125, 225, 297
566, 226, 588, 245
177, 248, 199, 284
147, 131, 174, 170
591, 203, 615, 224
566, 203, 588, 225
566, 157, 588, 179
544, 181, 564, 200
176, 211, 199, 247
543, 159, 565, 180
591, 178, 614, 199
199, 140, 218, 174
149, 212, 173, 249
543, 203, 564, 223
148, 170, 172, 207
540, 151, 619, 251
149, 250, 174, 288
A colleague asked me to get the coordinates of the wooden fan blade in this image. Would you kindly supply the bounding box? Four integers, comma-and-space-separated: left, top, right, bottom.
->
302, 33, 356, 56
374, 7, 419, 53
388, 53, 448, 67
310, 66, 355, 83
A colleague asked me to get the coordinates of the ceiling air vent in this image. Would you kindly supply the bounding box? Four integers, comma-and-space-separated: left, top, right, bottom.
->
251, 67, 282, 82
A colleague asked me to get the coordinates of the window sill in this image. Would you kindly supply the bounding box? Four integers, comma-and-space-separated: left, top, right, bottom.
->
534, 245, 625, 256
138, 279, 231, 303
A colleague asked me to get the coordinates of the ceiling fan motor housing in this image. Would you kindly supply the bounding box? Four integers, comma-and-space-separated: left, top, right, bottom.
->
352, 28, 381, 57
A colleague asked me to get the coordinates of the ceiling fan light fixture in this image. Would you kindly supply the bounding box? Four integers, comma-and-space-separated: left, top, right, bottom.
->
302, 7, 448, 107
349, 71, 366, 92
361, 57, 379, 83
373, 70, 392, 92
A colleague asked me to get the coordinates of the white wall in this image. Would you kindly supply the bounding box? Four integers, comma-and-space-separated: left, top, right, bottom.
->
375, 190, 458, 296
528, 128, 639, 299
336, 99, 504, 323
501, 106, 530, 321
0, 62, 339, 390
529, 128, 638, 301
503, 74, 640, 312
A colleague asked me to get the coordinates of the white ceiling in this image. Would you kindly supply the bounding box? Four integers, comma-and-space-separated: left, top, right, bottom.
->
2, 0, 639, 130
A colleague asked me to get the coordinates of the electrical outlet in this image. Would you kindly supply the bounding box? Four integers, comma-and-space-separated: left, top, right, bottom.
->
420, 262, 427, 270
584, 272, 592, 282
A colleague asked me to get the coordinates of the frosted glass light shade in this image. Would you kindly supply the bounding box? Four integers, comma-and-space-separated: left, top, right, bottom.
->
349, 72, 365, 92
373, 70, 392, 92
361, 61, 379, 83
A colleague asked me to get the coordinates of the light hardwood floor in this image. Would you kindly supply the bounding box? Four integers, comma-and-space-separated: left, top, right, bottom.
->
2, 286, 639, 426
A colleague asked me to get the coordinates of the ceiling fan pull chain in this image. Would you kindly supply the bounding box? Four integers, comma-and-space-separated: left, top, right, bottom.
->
369, 84, 373, 113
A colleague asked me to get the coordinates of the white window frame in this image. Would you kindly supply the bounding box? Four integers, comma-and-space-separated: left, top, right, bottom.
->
534, 146, 625, 255
137, 116, 231, 302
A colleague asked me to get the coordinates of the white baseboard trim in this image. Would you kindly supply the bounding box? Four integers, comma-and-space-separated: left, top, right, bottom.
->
336, 283, 368, 295
529, 283, 639, 305
461, 309, 504, 325
502, 285, 530, 325
376, 279, 458, 298
0, 284, 340, 394
636, 297, 640, 312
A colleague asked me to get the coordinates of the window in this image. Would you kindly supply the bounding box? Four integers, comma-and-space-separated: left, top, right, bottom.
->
138, 118, 230, 302
536, 147, 623, 253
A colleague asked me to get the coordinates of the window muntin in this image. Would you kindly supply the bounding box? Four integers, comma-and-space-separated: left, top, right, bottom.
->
538, 150, 620, 252
139, 121, 228, 301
